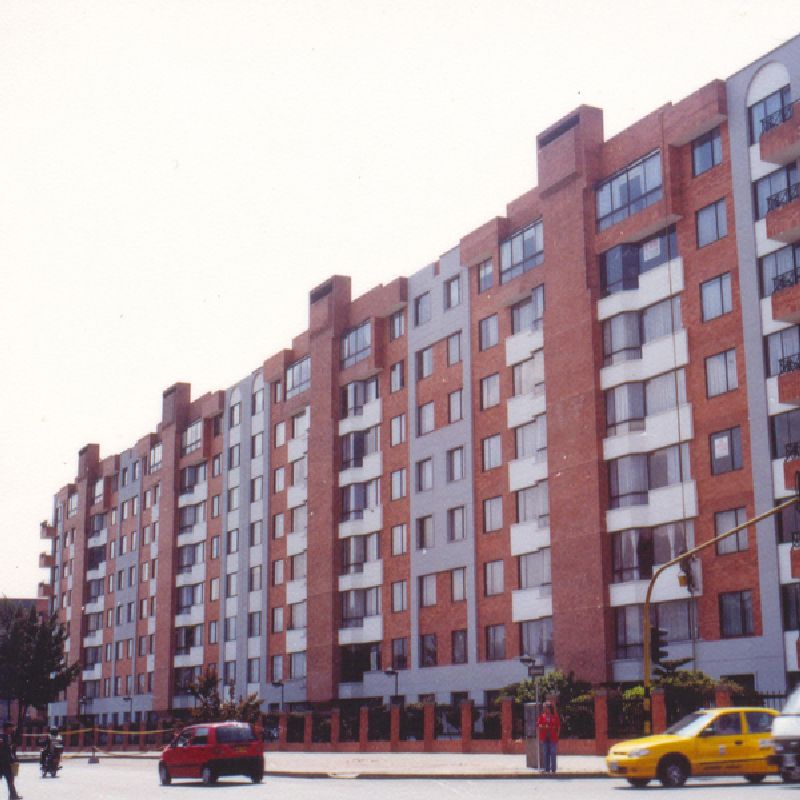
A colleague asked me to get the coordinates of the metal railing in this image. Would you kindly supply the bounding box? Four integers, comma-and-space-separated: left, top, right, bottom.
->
785, 441, 800, 462
774, 270, 800, 293
762, 102, 796, 133
780, 353, 800, 375
767, 182, 800, 212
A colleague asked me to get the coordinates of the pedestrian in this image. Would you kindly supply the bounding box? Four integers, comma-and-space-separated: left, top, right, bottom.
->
0, 721, 22, 800
537, 701, 561, 774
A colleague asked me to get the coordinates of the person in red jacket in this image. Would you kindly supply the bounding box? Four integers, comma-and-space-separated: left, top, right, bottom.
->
537, 702, 561, 773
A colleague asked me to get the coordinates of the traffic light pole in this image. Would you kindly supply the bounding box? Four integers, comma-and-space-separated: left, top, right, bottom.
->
641, 494, 797, 734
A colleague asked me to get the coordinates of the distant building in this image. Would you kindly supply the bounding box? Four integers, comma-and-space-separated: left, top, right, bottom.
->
40, 34, 800, 722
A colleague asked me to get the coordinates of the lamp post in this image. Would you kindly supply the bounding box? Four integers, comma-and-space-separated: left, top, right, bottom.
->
122, 695, 133, 723
384, 668, 399, 703
519, 655, 542, 771
271, 680, 285, 712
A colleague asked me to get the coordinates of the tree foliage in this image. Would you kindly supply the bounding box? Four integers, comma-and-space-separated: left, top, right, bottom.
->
0, 602, 80, 735
187, 669, 261, 724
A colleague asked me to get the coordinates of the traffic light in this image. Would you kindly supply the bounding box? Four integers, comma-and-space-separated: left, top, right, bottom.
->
678, 556, 695, 590
650, 627, 668, 665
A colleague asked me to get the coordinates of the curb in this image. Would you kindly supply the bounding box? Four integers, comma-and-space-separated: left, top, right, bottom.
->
267, 771, 609, 780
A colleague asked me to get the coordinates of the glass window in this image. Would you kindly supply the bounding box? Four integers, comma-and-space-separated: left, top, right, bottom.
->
451, 568, 466, 602
420, 633, 437, 667
477, 259, 493, 293
447, 506, 465, 541
749, 84, 791, 144
767, 327, 800, 377
710, 427, 743, 474
480, 373, 500, 410
511, 285, 545, 333
392, 580, 408, 612
520, 618, 554, 665
706, 350, 737, 397
753, 163, 799, 219
419, 574, 436, 607
416, 516, 434, 550
390, 468, 407, 500
447, 332, 462, 365
414, 292, 431, 326
391, 524, 407, 555
285, 355, 311, 399
452, 629, 467, 664
389, 310, 405, 340
720, 591, 754, 637
416, 348, 433, 380
760, 243, 800, 297
611, 522, 692, 582
390, 414, 406, 446
444, 276, 461, 309
516, 481, 549, 527
479, 315, 499, 350
341, 320, 372, 368
417, 401, 435, 435
600, 226, 678, 296
390, 361, 405, 392
696, 199, 727, 247
715, 508, 747, 555
416, 458, 433, 491
519, 549, 551, 589
692, 127, 722, 176
485, 624, 505, 660
596, 151, 662, 231
448, 389, 463, 422
483, 496, 502, 532
482, 434, 502, 470
446, 446, 465, 482
500, 221, 544, 282
701, 273, 732, 321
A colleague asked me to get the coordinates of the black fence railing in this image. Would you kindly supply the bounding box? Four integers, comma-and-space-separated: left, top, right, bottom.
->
607, 693, 645, 740
762, 102, 796, 133
780, 352, 800, 375
367, 706, 390, 741
472, 706, 502, 740
767, 182, 800, 213
785, 441, 800, 462
399, 705, 424, 741
773, 270, 800, 293
311, 710, 331, 743
732, 690, 786, 711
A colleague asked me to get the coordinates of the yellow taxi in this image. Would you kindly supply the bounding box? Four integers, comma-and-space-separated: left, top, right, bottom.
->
606, 707, 778, 787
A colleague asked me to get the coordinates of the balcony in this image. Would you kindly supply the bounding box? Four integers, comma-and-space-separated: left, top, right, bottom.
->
286, 628, 307, 653
338, 398, 381, 437
606, 481, 697, 532
760, 102, 800, 165
510, 521, 550, 557
37, 581, 53, 599
286, 577, 307, 605
338, 614, 382, 645
766, 183, 800, 243
338, 451, 382, 487
338, 505, 382, 539
40, 522, 56, 539
505, 326, 543, 367
609, 561, 702, 607
603, 404, 693, 461
778, 354, 800, 404
506, 390, 546, 430
338, 559, 382, 592
771, 270, 800, 324
39, 552, 54, 569
511, 585, 552, 622
508, 455, 547, 493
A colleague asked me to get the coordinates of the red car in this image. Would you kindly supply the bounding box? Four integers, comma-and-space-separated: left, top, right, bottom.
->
158, 722, 264, 785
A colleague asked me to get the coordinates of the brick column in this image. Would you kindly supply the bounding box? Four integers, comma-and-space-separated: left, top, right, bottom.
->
423, 702, 435, 752
593, 690, 608, 755
390, 703, 400, 751
651, 688, 667, 734
460, 701, 473, 754
331, 708, 340, 750
278, 712, 287, 750
714, 686, 732, 708
501, 697, 513, 753
359, 706, 369, 750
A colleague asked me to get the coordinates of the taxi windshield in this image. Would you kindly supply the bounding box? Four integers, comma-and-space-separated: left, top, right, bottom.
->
665, 711, 711, 737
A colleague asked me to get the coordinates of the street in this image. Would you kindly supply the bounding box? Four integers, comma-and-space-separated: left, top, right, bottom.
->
6, 760, 794, 799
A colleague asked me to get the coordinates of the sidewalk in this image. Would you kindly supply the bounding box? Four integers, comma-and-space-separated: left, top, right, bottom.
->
42, 750, 608, 778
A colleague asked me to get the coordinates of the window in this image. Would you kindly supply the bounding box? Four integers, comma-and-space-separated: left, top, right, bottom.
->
252, 387, 264, 415
227, 486, 239, 510
485, 624, 505, 661
706, 350, 737, 397
274, 467, 285, 493
520, 618, 554, 665
149, 442, 163, 473
760, 243, 800, 297
290, 652, 306, 679
701, 273, 732, 321
389, 310, 405, 340
273, 380, 283, 403
596, 151, 662, 231
247, 658, 260, 684
519, 549, 551, 589
249, 520, 263, 547
286, 355, 311, 399
782, 583, 800, 630
391, 524, 407, 555
511, 285, 545, 333
289, 601, 307, 630
390, 468, 407, 500
512, 352, 545, 396
416, 458, 433, 492
480, 373, 500, 410
482, 434, 502, 471
274, 421, 286, 448
225, 573, 238, 598
181, 420, 202, 456
448, 389, 463, 423
392, 580, 408, 612
479, 314, 499, 350
248, 565, 262, 592
290, 550, 307, 580
484, 560, 504, 596
447, 332, 462, 365
272, 607, 284, 633
710, 427, 743, 475
692, 127, 722, 176
451, 568, 466, 602
754, 163, 798, 219
341, 377, 379, 418
417, 516, 434, 550
444, 275, 461, 309
446, 446, 464, 482
477, 259, 493, 293
291, 456, 307, 486
272, 512, 284, 539
272, 559, 284, 586
228, 444, 240, 469
611, 521, 693, 582
416, 348, 433, 380
715, 508, 747, 555
340, 478, 380, 520
600, 226, 678, 296
229, 402, 241, 428
248, 611, 261, 637
615, 600, 696, 658
609, 444, 690, 508
483, 496, 502, 532
603, 297, 681, 366
720, 590, 754, 637
515, 415, 547, 460
251, 432, 263, 459
500, 220, 544, 282
390, 361, 405, 392
271, 655, 283, 682
414, 292, 431, 326
251, 476, 263, 501
419, 633, 437, 667
749, 84, 791, 144
417, 401, 435, 435
447, 506, 465, 541
452, 629, 467, 664
392, 637, 408, 670
390, 414, 406, 446
696, 199, 727, 247
341, 320, 372, 368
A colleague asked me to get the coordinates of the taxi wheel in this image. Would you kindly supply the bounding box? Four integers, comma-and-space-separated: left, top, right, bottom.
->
658, 756, 689, 788
158, 763, 171, 786
745, 775, 766, 784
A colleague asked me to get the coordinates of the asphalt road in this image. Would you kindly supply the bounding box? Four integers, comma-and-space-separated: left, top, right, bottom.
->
7, 760, 793, 799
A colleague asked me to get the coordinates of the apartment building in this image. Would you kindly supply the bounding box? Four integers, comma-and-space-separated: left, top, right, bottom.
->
39, 34, 800, 722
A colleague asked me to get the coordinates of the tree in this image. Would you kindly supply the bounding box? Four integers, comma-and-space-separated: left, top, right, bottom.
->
0, 602, 80, 737
187, 669, 261, 724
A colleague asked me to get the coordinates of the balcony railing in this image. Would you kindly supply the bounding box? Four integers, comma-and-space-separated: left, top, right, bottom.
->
774, 270, 800, 293
780, 353, 800, 375
763, 102, 796, 134
785, 441, 800, 462
767, 182, 800, 213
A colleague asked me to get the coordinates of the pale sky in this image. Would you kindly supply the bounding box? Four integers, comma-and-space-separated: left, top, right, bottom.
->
2, 0, 800, 598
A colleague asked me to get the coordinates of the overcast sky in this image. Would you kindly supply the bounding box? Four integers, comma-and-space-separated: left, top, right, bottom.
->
2, 0, 800, 598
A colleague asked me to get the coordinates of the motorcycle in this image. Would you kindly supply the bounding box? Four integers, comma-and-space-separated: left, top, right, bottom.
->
39, 738, 64, 778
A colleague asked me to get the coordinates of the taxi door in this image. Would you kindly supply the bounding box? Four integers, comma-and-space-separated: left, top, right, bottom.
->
693, 711, 748, 775
741, 711, 777, 774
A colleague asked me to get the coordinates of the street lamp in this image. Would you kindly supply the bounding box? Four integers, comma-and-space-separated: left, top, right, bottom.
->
122, 695, 133, 723
519, 655, 543, 771
271, 680, 285, 711
384, 668, 399, 703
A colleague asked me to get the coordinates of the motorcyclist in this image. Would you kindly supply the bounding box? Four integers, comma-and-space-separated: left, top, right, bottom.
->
39, 728, 63, 776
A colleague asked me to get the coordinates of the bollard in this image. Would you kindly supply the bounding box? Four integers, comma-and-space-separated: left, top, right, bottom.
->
88, 745, 99, 764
